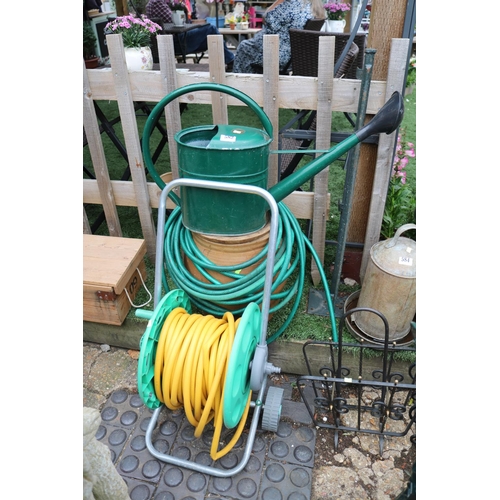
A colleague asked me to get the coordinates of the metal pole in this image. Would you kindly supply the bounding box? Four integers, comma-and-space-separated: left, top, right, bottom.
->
330, 49, 376, 312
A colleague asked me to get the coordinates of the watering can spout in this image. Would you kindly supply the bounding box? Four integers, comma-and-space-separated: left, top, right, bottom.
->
355, 91, 404, 143
268, 92, 405, 203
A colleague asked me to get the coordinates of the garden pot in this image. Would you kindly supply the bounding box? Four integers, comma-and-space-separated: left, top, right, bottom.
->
183, 221, 287, 317
172, 10, 186, 26
85, 57, 99, 69
229, 23, 236, 30
326, 19, 346, 32
184, 222, 271, 285
237, 22, 249, 30
124, 46, 153, 71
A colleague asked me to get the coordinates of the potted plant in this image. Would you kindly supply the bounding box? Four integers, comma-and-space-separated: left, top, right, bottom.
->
236, 12, 249, 30
83, 21, 99, 68
226, 14, 237, 30
323, 2, 351, 32
104, 15, 162, 70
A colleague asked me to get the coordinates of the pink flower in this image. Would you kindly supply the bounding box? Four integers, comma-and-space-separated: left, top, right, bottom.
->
394, 170, 407, 184
391, 132, 415, 180
324, 2, 351, 20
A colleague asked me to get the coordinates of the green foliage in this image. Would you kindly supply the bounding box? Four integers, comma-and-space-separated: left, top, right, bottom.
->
406, 56, 416, 88
381, 177, 416, 240
381, 128, 416, 240
83, 21, 97, 59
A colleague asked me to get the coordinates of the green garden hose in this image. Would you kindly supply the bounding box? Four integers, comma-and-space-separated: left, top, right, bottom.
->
161, 202, 338, 343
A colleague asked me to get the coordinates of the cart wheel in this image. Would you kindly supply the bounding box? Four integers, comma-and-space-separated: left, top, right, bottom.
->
262, 386, 284, 432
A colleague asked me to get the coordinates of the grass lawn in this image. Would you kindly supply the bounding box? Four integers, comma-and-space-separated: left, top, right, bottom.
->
83, 84, 416, 357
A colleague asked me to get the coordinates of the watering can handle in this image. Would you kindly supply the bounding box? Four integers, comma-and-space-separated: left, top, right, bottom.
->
386, 223, 416, 248
142, 83, 273, 192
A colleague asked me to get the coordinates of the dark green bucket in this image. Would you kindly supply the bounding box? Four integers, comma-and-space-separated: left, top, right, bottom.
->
176, 124, 272, 235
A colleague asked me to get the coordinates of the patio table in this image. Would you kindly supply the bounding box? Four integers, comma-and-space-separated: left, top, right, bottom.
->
161, 22, 209, 63
218, 27, 261, 49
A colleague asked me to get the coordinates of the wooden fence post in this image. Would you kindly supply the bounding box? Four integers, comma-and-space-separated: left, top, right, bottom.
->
107, 34, 157, 258
262, 35, 280, 188
83, 60, 122, 237
346, 0, 408, 283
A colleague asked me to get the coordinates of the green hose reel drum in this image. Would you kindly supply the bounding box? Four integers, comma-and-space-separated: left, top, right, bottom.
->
143, 83, 273, 236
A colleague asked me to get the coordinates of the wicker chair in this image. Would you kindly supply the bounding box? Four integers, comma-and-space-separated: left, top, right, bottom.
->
303, 18, 325, 31
288, 29, 365, 78
278, 30, 364, 179
250, 18, 325, 74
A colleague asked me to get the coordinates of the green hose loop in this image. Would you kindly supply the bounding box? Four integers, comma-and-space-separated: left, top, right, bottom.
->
161, 203, 338, 343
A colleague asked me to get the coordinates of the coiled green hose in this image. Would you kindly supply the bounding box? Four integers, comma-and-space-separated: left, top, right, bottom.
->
161, 202, 338, 343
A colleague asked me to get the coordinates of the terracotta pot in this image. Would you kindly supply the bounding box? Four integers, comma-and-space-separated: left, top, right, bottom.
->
85, 57, 99, 69
183, 222, 287, 316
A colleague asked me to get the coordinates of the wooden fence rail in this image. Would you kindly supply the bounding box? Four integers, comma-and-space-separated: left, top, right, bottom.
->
83, 33, 407, 284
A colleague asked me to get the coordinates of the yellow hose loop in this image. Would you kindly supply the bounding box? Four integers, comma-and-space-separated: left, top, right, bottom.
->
154, 307, 188, 404
153, 308, 252, 460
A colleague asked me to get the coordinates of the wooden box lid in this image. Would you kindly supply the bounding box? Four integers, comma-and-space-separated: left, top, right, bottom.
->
83, 235, 147, 295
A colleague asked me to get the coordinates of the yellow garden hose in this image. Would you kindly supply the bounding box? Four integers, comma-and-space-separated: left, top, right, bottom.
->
153, 307, 252, 460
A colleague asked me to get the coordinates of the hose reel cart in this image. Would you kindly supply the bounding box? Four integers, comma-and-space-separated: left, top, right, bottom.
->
136, 180, 284, 477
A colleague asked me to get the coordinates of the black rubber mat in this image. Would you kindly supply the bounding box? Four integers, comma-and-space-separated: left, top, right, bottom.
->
97, 388, 316, 500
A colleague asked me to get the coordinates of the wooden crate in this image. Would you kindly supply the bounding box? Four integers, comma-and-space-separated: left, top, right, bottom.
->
83, 235, 147, 326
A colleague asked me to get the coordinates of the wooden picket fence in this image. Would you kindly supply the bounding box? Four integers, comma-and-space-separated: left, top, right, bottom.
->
83, 33, 408, 284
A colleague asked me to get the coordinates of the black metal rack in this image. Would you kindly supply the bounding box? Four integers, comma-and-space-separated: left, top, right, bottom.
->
297, 307, 416, 455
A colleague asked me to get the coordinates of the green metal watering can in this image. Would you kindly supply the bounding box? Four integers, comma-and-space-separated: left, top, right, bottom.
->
142, 83, 404, 236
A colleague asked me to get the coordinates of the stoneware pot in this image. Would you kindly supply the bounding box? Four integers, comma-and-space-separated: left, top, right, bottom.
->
326, 19, 346, 32
172, 10, 186, 26
237, 21, 249, 30
124, 46, 153, 71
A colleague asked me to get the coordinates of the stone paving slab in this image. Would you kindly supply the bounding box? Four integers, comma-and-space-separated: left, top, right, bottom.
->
96, 389, 316, 500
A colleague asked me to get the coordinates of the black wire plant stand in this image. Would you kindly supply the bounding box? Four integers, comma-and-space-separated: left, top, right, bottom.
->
296, 307, 416, 455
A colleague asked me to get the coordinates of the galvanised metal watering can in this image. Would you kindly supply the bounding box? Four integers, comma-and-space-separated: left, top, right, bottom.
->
143, 83, 404, 235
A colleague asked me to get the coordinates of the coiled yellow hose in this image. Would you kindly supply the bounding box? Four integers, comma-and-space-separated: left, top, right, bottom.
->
153, 307, 252, 460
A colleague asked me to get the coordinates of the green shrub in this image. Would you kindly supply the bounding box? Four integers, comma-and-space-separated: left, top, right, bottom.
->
83, 22, 97, 59
381, 128, 416, 240
406, 56, 416, 88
